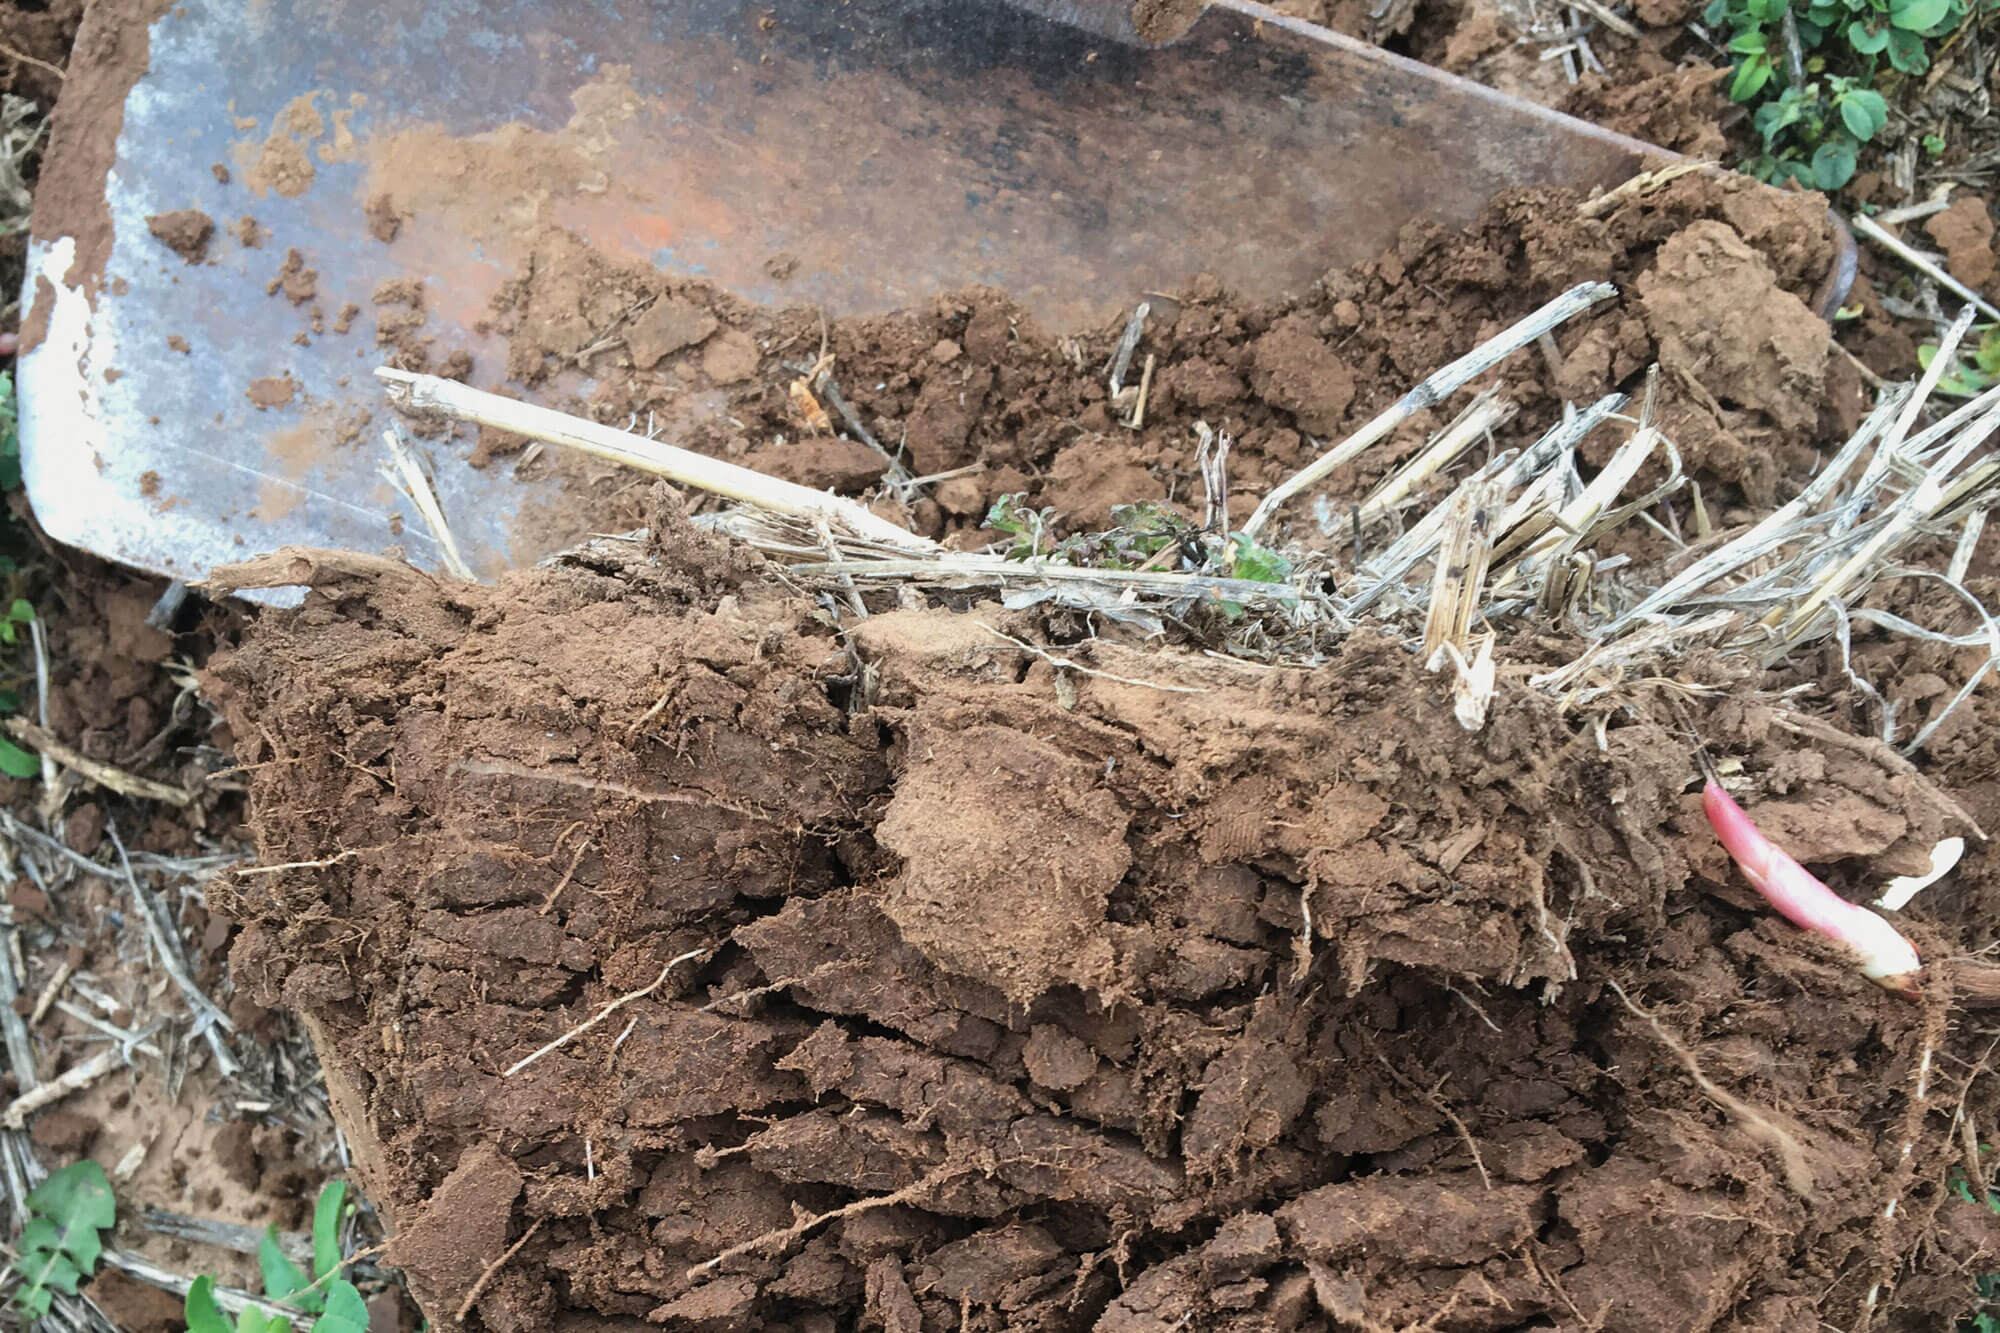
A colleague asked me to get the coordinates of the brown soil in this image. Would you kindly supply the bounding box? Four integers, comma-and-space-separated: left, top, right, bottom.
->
267, 247, 318, 305
401, 170, 1842, 565
1925, 197, 1998, 293
205, 497, 2000, 1333
0, 544, 362, 1305
143, 208, 212, 264
246, 374, 297, 410
25, 0, 171, 298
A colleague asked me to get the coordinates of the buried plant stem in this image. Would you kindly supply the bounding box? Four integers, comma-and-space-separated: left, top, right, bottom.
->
375, 368, 932, 551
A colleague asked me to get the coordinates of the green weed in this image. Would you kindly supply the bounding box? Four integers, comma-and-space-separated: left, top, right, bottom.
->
185, 1181, 369, 1333
1953, 1171, 2000, 1330
0, 372, 18, 493
1918, 325, 2000, 397
11, 1161, 116, 1319
1704, 0, 1994, 188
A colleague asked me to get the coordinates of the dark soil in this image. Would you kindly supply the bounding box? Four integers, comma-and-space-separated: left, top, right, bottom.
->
204, 495, 2000, 1333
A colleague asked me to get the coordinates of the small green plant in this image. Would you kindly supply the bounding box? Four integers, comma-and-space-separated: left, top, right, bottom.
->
0, 593, 39, 779
185, 1182, 369, 1333
1704, 0, 1987, 188
0, 372, 18, 493
1955, 1170, 2000, 1330
985, 493, 1059, 561
1918, 325, 2000, 397
12, 1161, 116, 1319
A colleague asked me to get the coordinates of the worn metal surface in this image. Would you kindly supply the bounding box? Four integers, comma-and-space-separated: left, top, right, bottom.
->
21, 0, 1668, 585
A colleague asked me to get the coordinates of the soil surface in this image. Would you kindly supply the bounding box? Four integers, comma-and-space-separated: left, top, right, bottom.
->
450, 170, 1846, 562
205, 495, 1998, 1333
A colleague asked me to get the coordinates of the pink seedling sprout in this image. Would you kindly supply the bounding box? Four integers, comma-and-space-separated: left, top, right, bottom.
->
1702, 779, 1922, 998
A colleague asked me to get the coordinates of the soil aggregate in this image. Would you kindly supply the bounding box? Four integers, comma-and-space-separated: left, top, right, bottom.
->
204, 482, 1998, 1331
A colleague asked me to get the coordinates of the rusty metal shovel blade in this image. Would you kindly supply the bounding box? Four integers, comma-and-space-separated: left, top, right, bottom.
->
19, 0, 1664, 586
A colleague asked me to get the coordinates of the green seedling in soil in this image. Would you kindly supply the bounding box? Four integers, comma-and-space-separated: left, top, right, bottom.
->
0, 593, 40, 779
0, 378, 38, 779
1952, 1169, 2000, 1330
1705, 0, 1990, 187
186, 1181, 369, 1333
1919, 325, 2000, 397
0, 372, 19, 493
987, 492, 1294, 620
11, 1160, 115, 1319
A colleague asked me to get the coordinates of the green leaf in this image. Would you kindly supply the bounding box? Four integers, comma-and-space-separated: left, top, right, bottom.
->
1916, 343, 1989, 395
1839, 88, 1889, 137
313, 1180, 348, 1281
1731, 53, 1775, 99
1748, 0, 1788, 20
0, 737, 38, 779
16, 1160, 117, 1317
1847, 17, 1892, 47
1223, 534, 1293, 585
1702, 0, 1731, 24
185, 1275, 235, 1333
1812, 138, 1860, 188
9, 598, 33, 624
1884, 24, 1927, 68
316, 1280, 371, 1333
1891, 0, 1950, 24
1729, 27, 1768, 49
1973, 328, 2000, 375
259, 1225, 313, 1310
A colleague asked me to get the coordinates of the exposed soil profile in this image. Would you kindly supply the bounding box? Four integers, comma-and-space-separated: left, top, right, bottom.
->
205, 501, 1996, 1333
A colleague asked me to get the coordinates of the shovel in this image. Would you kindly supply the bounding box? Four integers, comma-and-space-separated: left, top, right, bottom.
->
14, 0, 1774, 587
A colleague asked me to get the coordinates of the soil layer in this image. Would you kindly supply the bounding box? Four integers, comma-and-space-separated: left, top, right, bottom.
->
208, 505, 1994, 1333
468, 170, 1847, 563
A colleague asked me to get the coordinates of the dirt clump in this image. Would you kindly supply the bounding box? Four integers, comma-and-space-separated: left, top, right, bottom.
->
1564, 66, 1731, 159
460, 169, 1841, 555
266, 247, 318, 305
1926, 195, 1996, 291
207, 496, 1983, 1333
365, 191, 402, 243
144, 208, 213, 264
246, 375, 297, 410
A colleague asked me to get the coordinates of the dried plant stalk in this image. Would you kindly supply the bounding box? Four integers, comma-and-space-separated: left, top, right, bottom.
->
376, 368, 933, 551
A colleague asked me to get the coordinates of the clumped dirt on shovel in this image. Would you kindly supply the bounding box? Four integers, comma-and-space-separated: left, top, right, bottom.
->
206, 495, 1994, 1333
468, 170, 1846, 562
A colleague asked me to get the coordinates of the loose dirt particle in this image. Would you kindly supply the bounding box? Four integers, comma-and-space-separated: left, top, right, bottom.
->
231, 215, 268, 249
144, 208, 212, 263
1926, 196, 1997, 290
700, 326, 761, 383
266, 247, 317, 305
165, 334, 189, 354
625, 298, 717, 369
246, 375, 297, 410
364, 191, 400, 243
